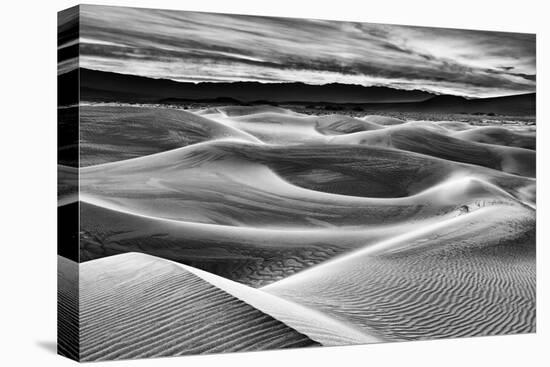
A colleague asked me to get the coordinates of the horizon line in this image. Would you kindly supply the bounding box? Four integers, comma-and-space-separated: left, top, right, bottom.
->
72, 67, 536, 100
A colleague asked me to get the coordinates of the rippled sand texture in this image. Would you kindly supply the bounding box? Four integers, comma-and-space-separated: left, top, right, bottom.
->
264, 205, 535, 340
58, 256, 79, 360
77, 253, 321, 361
69, 104, 536, 360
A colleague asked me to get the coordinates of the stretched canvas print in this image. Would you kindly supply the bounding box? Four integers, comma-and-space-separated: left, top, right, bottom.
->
57, 4, 536, 362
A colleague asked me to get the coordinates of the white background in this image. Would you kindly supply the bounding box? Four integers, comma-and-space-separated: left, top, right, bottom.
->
1, 0, 548, 365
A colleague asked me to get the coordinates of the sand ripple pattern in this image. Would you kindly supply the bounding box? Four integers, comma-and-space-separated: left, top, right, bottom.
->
58, 256, 79, 360
78, 253, 317, 361
265, 206, 535, 340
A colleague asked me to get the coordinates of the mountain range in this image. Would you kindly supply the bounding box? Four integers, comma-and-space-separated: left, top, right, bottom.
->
59, 68, 535, 115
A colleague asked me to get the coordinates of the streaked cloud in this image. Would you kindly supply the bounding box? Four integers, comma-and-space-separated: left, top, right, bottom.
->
78, 4, 535, 98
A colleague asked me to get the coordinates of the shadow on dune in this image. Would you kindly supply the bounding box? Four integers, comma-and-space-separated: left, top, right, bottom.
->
329, 124, 535, 177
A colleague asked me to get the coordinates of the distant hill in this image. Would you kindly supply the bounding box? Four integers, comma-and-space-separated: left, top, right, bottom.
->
415, 94, 535, 115
356, 93, 536, 116
70, 68, 535, 115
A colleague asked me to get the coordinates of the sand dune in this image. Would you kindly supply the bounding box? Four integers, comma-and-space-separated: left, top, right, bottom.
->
170, 256, 379, 345
213, 112, 326, 144
74, 251, 380, 361
362, 115, 406, 125
200, 110, 382, 144
79, 138, 535, 227
210, 105, 300, 117
453, 126, 536, 150
69, 104, 536, 356
58, 256, 79, 360
79, 141, 527, 227
264, 204, 535, 340
78, 201, 435, 286
315, 115, 383, 134
435, 121, 475, 131
78, 253, 319, 361
79, 174, 518, 286
79, 154, 532, 288
79, 105, 260, 166
329, 124, 535, 177
389, 120, 451, 134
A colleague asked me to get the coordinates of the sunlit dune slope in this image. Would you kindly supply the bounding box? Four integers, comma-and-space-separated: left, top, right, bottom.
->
453, 126, 535, 150
80, 138, 535, 227
79, 105, 260, 166
362, 115, 406, 125
435, 121, 475, 131
79, 176, 512, 286
200, 110, 382, 144
171, 255, 379, 345
329, 124, 535, 177
264, 204, 536, 340
207, 105, 299, 117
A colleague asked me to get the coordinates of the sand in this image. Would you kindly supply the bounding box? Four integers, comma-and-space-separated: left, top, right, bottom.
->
57, 256, 79, 360
328, 123, 535, 177
78, 105, 260, 166
76, 253, 319, 361
62, 104, 536, 360
264, 204, 535, 340
78, 138, 534, 226
453, 126, 535, 150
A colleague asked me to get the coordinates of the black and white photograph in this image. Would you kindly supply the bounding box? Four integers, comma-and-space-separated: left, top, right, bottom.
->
55, 3, 538, 362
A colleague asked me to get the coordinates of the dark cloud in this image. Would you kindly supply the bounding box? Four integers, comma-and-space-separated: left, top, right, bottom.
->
513, 73, 536, 81
77, 4, 536, 97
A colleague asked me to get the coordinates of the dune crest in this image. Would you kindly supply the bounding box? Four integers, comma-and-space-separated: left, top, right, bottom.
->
78, 105, 262, 166
79, 136, 535, 227
264, 204, 535, 340
329, 124, 535, 177
453, 126, 535, 150
77, 253, 319, 361
170, 256, 380, 345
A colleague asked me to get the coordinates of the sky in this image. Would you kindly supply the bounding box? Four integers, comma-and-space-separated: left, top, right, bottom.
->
71, 4, 536, 98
